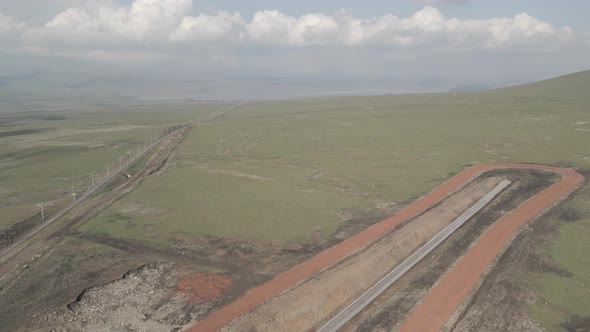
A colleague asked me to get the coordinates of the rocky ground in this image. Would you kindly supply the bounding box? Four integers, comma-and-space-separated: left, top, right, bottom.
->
36, 263, 228, 332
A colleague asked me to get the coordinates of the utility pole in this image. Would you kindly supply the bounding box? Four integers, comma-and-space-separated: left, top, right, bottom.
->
90, 173, 95, 187
119, 156, 124, 168
39, 203, 44, 221
106, 164, 110, 176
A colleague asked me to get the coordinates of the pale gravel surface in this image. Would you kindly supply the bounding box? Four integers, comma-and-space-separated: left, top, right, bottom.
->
223, 177, 502, 332
32, 264, 211, 332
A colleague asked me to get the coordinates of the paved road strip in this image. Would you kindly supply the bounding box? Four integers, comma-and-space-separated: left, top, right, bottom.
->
399, 165, 584, 332
317, 180, 511, 332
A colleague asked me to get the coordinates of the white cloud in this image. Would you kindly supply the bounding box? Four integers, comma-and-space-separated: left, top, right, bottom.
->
240, 7, 572, 50
414, 0, 468, 5
449, 13, 573, 49
0, 13, 27, 36
0, 0, 578, 62
24, 0, 192, 47
0, 13, 27, 52
246, 10, 295, 45
124, 0, 191, 39
246, 11, 341, 46
170, 11, 244, 42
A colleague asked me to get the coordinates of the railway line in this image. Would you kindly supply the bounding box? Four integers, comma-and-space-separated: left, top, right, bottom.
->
0, 124, 190, 262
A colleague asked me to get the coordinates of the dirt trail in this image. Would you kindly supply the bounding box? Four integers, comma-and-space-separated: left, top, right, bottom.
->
186, 164, 583, 332
398, 165, 584, 332
222, 177, 503, 332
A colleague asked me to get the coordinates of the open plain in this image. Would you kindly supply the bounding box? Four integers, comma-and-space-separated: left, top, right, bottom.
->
0, 71, 589, 332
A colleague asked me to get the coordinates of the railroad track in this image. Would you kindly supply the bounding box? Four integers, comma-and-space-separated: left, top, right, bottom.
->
0, 124, 191, 262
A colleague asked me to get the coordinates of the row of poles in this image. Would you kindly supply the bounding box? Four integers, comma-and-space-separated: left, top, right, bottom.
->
35, 120, 195, 221
1, 104, 243, 243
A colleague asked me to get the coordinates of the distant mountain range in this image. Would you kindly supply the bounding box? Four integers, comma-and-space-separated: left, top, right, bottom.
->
449, 84, 493, 93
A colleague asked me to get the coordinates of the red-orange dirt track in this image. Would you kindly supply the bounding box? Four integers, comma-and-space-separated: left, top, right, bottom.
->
399, 164, 584, 332
186, 164, 584, 332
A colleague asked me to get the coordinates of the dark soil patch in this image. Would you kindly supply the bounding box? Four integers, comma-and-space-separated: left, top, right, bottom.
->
0, 145, 88, 166
0, 238, 139, 332
0, 128, 48, 137
72, 232, 270, 309
448, 176, 586, 332
104, 213, 132, 223
561, 315, 590, 332
0, 205, 59, 247
332, 205, 399, 242
559, 207, 582, 222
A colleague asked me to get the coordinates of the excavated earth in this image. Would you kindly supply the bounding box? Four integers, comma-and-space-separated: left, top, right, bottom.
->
221, 175, 506, 331
0, 130, 583, 332
188, 165, 582, 332
347, 168, 560, 332
0, 116, 398, 332
36, 263, 225, 332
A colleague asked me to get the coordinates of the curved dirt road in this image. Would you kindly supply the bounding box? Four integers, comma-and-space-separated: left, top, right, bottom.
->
317, 180, 512, 332
399, 164, 584, 332
186, 164, 583, 332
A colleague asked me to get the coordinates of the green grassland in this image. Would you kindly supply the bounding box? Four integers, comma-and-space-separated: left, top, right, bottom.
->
529, 183, 590, 331
82, 71, 590, 245
0, 103, 228, 227
6, 71, 589, 331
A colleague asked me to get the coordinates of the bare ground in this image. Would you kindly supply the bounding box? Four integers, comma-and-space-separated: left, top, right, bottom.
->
0, 106, 395, 332
0, 128, 208, 331
340, 169, 559, 332
221, 175, 506, 332
31, 263, 212, 332
1, 117, 571, 332
449, 171, 588, 332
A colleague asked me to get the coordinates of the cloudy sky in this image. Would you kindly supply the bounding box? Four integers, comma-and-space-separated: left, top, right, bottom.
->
0, 0, 588, 97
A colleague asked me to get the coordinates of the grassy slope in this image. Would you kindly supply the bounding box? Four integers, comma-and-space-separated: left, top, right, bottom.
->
529, 183, 590, 331
82, 71, 590, 244
0, 103, 223, 227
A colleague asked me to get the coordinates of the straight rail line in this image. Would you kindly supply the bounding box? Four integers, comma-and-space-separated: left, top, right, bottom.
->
317, 179, 511, 332
0, 102, 247, 261
0, 124, 190, 262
